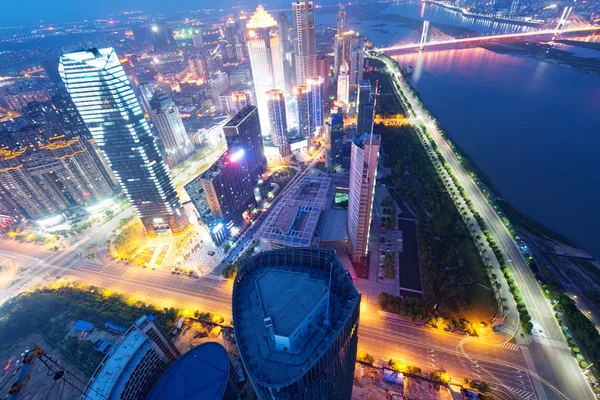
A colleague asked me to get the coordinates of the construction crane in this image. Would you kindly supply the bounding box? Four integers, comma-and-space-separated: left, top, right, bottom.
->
6, 346, 44, 399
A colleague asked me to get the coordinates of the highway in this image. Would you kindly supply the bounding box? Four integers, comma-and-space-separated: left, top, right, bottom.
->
372, 53, 595, 399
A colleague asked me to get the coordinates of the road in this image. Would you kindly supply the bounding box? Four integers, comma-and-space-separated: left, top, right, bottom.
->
372, 53, 594, 400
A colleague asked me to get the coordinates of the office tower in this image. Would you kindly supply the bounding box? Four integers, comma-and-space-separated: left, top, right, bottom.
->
223, 105, 266, 178
60, 48, 189, 235
317, 55, 330, 98
232, 247, 361, 400
220, 90, 255, 116
86, 315, 180, 400
208, 71, 231, 111
246, 6, 286, 135
348, 134, 380, 263
294, 84, 312, 139
277, 11, 293, 94
266, 90, 289, 156
147, 342, 241, 400
329, 108, 344, 172
337, 60, 350, 104
199, 152, 254, 221
148, 91, 195, 167
292, 0, 317, 85
307, 76, 324, 129
349, 39, 365, 85
192, 31, 204, 49
357, 81, 374, 136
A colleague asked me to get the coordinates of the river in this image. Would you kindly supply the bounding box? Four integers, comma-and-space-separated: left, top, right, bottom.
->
319, 1, 600, 258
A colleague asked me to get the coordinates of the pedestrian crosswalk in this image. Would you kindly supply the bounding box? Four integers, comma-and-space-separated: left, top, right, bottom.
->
507, 386, 535, 399
495, 324, 517, 337
498, 341, 521, 351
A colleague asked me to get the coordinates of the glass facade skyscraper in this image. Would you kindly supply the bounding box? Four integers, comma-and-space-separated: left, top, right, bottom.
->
59, 48, 189, 235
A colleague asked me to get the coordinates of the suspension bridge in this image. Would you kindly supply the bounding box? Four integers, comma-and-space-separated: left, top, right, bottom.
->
376, 6, 600, 53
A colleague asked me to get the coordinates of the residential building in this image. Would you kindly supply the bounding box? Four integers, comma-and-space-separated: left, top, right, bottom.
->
347, 134, 380, 263
60, 47, 189, 235
307, 76, 324, 130
219, 89, 256, 116
292, 1, 317, 84
246, 6, 286, 135
208, 71, 231, 111
294, 84, 312, 139
349, 39, 365, 85
232, 247, 360, 400
266, 90, 289, 156
148, 91, 195, 167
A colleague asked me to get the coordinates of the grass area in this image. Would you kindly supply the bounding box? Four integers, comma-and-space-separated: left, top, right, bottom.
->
0, 284, 182, 373
378, 122, 496, 323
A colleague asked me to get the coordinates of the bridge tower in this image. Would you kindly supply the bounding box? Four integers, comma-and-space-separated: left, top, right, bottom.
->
419, 20, 430, 51
554, 6, 572, 36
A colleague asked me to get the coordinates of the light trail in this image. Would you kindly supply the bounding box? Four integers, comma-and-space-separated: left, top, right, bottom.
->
376, 26, 600, 52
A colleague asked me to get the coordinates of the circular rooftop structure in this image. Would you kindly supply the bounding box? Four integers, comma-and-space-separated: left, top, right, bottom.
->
147, 342, 235, 400
232, 247, 361, 399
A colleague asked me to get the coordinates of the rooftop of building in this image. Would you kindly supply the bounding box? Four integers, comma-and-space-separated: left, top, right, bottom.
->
247, 6, 277, 29
255, 175, 331, 247
86, 327, 151, 400
317, 209, 348, 242
199, 152, 229, 180
256, 269, 328, 337
147, 342, 230, 400
225, 105, 257, 127
232, 248, 360, 388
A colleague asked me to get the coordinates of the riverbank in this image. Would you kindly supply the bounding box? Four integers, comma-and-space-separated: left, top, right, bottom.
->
427, 0, 544, 27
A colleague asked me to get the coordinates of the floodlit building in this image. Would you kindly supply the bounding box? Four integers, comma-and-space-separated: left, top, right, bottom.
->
348, 134, 380, 263
307, 76, 324, 130
266, 89, 289, 156
60, 47, 189, 234
147, 342, 241, 400
85, 315, 179, 400
148, 91, 195, 167
232, 247, 361, 400
246, 6, 286, 135
255, 175, 331, 250
292, 1, 317, 84
337, 60, 350, 104
294, 84, 313, 139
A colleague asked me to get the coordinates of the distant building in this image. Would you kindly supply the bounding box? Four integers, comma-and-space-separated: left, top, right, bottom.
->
219, 88, 256, 116
294, 84, 313, 139
85, 315, 180, 400
246, 6, 286, 135
317, 55, 330, 98
266, 90, 289, 156
147, 342, 241, 400
192, 31, 204, 49
255, 175, 331, 250
208, 71, 231, 111
349, 39, 365, 85
348, 134, 380, 263
148, 91, 195, 167
232, 247, 360, 399
337, 60, 350, 104
292, 0, 317, 84
356, 80, 374, 136
60, 48, 189, 235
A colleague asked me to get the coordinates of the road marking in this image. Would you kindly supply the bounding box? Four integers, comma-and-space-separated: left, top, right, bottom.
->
506, 386, 535, 399
498, 341, 521, 351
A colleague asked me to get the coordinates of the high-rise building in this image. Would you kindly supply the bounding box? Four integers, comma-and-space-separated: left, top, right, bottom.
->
232, 247, 360, 400
85, 315, 180, 400
337, 5, 347, 36
246, 6, 286, 136
199, 152, 254, 221
219, 89, 255, 116
192, 31, 204, 49
60, 48, 189, 235
349, 39, 365, 85
337, 60, 350, 104
509, 0, 519, 16
148, 91, 195, 167
292, 1, 317, 85
329, 108, 344, 172
208, 71, 231, 111
277, 11, 294, 93
357, 80, 374, 136
223, 105, 266, 179
317, 55, 330, 98
266, 90, 289, 156
307, 76, 324, 130
348, 134, 380, 263
294, 84, 312, 139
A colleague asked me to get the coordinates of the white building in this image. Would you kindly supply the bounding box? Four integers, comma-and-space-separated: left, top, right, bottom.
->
246, 6, 286, 136
292, 1, 317, 85
337, 60, 350, 104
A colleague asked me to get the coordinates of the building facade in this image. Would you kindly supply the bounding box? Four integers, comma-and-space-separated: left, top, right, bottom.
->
337, 60, 350, 104
60, 47, 189, 235
266, 90, 289, 156
357, 80, 374, 137
292, 1, 317, 85
294, 84, 313, 139
307, 76, 324, 130
232, 247, 360, 400
347, 134, 380, 263
246, 6, 286, 135
223, 105, 266, 179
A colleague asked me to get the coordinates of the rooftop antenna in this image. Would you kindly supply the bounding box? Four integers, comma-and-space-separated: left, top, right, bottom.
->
324, 260, 333, 326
